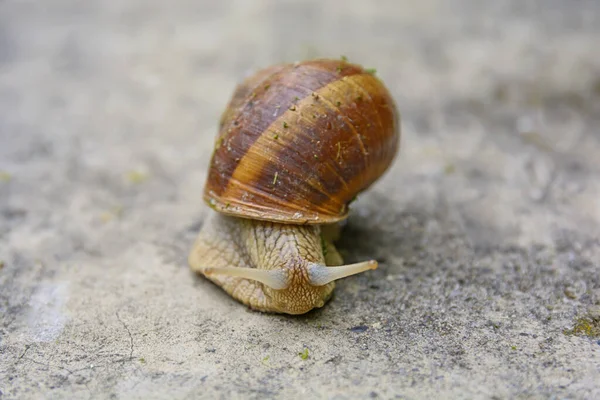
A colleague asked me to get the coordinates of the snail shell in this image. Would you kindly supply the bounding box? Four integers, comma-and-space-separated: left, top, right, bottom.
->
204, 59, 400, 224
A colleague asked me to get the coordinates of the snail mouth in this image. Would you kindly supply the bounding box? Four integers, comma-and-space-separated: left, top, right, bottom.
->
270, 293, 330, 315
274, 287, 335, 315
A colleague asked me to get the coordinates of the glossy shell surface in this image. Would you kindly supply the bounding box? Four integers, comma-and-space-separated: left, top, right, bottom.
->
204, 59, 400, 224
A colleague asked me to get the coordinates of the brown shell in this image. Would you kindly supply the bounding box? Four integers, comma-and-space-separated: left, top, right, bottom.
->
204, 58, 400, 224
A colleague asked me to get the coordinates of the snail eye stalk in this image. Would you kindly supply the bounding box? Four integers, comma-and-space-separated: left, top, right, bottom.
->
307, 260, 378, 286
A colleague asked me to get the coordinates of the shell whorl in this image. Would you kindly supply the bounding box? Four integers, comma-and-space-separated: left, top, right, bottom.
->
204, 59, 400, 224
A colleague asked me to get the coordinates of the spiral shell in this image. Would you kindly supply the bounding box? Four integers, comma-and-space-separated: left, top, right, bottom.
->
204, 58, 400, 224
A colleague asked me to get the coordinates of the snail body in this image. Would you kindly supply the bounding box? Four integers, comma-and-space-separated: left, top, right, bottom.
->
189, 59, 400, 314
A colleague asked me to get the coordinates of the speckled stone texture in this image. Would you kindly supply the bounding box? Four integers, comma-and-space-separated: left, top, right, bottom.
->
1, 1, 599, 399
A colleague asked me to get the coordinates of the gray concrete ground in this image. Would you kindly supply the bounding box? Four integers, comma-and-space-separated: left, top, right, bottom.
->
1, 0, 599, 399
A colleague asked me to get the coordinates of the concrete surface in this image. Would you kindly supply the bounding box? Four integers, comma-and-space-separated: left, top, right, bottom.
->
1, 0, 600, 398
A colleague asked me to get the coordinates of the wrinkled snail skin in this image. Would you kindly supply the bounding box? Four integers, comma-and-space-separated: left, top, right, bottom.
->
189, 58, 400, 314
189, 212, 343, 314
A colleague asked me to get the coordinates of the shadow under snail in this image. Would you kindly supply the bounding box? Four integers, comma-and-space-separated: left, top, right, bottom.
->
189, 58, 400, 314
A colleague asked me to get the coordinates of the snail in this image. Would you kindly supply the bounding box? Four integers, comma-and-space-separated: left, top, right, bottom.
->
188, 58, 400, 314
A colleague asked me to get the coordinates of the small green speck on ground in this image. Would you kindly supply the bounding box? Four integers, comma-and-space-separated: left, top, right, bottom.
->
261, 355, 270, 366
0, 171, 11, 182
444, 164, 456, 174
299, 348, 309, 360
126, 171, 149, 184
100, 205, 123, 223
138, 357, 146, 363
511, 346, 517, 351
0, 260, 4, 269
564, 317, 600, 338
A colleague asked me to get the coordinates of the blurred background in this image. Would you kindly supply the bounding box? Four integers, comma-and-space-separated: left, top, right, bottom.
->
1, 0, 599, 248
1, 1, 599, 399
